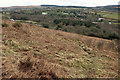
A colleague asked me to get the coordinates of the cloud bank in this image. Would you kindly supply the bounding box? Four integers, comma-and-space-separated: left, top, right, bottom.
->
0, 0, 119, 7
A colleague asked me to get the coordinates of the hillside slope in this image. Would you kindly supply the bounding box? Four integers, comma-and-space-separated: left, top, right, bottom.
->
2, 20, 118, 78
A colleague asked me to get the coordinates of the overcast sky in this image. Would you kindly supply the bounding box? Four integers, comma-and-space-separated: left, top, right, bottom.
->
0, 0, 119, 7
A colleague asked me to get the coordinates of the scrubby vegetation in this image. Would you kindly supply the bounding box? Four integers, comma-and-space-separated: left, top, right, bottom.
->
12, 22, 22, 27
42, 23, 49, 28
2, 20, 118, 78
0, 4, 119, 79
1, 23, 9, 27
1, 5, 119, 40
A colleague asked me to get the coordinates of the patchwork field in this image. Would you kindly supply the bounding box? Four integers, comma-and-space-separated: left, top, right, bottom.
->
97, 11, 119, 20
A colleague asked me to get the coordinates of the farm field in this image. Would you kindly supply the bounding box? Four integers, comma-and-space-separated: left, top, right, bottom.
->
1, 6, 119, 40
97, 12, 119, 20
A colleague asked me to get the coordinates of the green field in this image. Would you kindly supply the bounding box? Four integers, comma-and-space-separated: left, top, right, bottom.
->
97, 12, 119, 20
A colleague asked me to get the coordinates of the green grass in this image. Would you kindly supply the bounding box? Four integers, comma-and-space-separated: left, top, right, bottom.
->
2, 14, 10, 18
113, 23, 119, 24
73, 61, 88, 69
24, 21, 38, 24
25, 11, 32, 14
103, 13, 118, 19
97, 12, 119, 20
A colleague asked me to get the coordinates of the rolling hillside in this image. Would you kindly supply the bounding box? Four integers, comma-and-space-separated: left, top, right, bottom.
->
2, 20, 118, 79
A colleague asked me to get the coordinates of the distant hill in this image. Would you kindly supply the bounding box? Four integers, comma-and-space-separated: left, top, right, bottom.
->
41, 4, 91, 8
1, 4, 119, 10
97, 5, 119, 11
1, 5, 40, 9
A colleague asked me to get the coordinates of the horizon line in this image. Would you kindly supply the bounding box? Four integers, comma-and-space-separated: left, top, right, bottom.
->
0, 4, 119, 8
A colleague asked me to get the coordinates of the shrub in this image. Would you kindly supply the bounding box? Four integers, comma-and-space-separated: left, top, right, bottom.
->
108, 32, 119, 40
77, 15, 87, 18
90, 27, 99, 33
42, 24, 49, 28
1, 23, 9, 27
87, 32, 98, 37
54, 19, 60, 24
96, 25, 101, 29
56, 25, 62, 30
13, 22, 22, 27
84, 22, 96, 28
19, 57, 33, 71
63, 28, 68, 32
65, 22, 69, 26
20, 17, 28, 20
72, 23, 76, 26
103, 30, 106, 33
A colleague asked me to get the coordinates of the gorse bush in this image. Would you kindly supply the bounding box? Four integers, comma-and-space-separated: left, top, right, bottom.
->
1, 23, 9, 27
13, 22, 22, 27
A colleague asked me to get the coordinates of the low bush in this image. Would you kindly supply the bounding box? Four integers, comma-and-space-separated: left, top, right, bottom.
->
42, 24, 49, 28
1, 23, 9, 27
96, 25, 101, 29
63, 28, 68, 32
84, 22, 96, 28
108, 32, 119, 40
56, 25, 62, 30
13, 22, 22, 27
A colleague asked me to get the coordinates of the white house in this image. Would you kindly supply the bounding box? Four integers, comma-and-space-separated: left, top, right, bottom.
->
109, 22, 112, 24
9, 19, 14, 21
98, 18, 104, 21
42, 12, 47, 15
